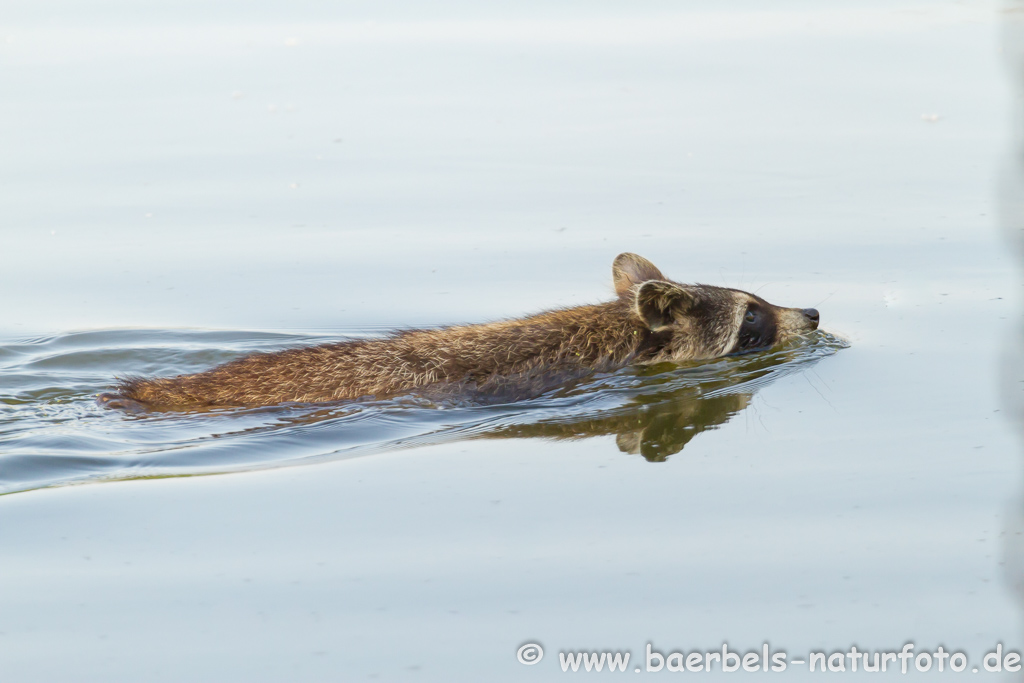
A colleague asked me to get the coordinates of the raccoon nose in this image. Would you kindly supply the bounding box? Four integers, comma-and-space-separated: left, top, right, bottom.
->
801, 308, 820, 326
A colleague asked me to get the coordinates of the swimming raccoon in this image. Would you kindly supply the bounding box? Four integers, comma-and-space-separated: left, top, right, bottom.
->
98, 253, 820, 411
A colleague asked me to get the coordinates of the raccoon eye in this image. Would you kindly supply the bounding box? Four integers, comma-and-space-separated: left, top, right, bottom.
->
744, 310, 757, 324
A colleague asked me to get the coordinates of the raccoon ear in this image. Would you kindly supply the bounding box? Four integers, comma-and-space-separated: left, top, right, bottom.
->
613, 253, 666, 296
635, 281, 695, 331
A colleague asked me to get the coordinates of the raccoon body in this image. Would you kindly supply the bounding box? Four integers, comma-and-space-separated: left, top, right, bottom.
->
98, 253, 819, 411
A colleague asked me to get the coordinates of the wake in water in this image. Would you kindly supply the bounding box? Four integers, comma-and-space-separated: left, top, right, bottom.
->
0, 328, 847, 495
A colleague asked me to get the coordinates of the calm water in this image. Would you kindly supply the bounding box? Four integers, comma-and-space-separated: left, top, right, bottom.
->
2, 1, 1022, 681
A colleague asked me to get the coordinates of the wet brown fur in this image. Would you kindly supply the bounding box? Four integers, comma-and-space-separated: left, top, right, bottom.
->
100, 254, 819, 411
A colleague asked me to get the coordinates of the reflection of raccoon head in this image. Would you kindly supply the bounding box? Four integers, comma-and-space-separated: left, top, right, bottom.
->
615, 392, 752, 462
613, 253, 819, 361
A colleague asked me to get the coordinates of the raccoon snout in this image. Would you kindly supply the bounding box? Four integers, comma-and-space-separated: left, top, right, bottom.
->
801, 308, 820, 328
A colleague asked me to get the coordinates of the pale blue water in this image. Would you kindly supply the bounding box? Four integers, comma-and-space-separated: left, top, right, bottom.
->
1, 1, 1021, 681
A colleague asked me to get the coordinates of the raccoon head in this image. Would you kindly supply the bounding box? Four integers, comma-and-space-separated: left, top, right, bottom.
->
612, 253, 820, 361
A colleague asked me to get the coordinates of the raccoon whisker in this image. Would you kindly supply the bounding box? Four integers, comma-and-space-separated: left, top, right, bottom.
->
813, 290, 837, 308
803, 373, 837, 412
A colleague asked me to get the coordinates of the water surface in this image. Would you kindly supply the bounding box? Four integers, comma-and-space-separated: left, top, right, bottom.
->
0, 328, 846, 494
0, 2, 1019, 681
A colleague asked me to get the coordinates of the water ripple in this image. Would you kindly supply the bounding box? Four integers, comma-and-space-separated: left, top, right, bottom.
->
0, 328, 847, 495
